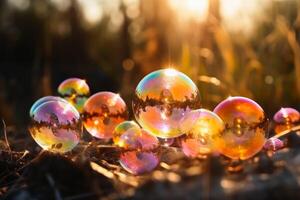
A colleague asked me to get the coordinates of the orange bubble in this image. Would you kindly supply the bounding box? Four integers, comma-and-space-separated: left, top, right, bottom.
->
180, 109, 224, 157
83, 92, 128, 139
213, 96, 267, 160
273, 107, 300, 135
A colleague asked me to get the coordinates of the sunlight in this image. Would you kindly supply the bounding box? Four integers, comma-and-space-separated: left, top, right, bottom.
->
8, 0, 30, 10
168, 0, 268, 35
50, 0, 70, 11
77, 0, 103, 25
168, 0, 209, 22
220, 0, 268, 35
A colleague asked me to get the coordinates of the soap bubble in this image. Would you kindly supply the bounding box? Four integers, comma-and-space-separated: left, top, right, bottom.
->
264, 137, 284, 152
83, 92, 128, 139
180, 109, 224, 157
113, 120, 159, 175
28, 100, 81, 153
113, 121, 159, 150
30, 96, 68, 118
119, 151, 159, 175
58, 78, 90, 113
273, 107, 300, 135
133, 69, 201, 138
213, 96, 267, 160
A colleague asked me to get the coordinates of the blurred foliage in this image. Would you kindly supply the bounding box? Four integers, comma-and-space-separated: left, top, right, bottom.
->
0, 0, 299, 126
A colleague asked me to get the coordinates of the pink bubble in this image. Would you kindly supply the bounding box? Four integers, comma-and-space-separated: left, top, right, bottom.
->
119, 151, 159, 175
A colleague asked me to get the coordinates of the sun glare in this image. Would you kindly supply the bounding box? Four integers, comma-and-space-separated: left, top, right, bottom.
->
77, 0, 103, 25
168, 0, 209, 22
220, 0, 267, 35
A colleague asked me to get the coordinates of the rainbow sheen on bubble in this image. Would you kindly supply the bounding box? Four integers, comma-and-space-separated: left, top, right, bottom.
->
132, 69, 201, 138
213, 96, 267, 160
119, 151, 159, 175
83, 92, 128, 139
28, 100, 81, 153
30, 96, 68, 118
159, 138, 174, 147
58, 78, 90, 113
113, 121, 140, 145
273, 107, 300, 135
180, 109, 225, 157
113, 121, 159, 150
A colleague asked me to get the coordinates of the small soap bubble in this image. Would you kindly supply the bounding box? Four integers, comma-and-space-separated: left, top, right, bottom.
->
264, 137, 284, 152
58, 78, 90, 113
273, 107, 300, 135
113, 121, 159, 151
119, 151, 159, 175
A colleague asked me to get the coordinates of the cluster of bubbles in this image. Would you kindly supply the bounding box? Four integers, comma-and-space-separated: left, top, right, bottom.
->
28, 70, 300, 175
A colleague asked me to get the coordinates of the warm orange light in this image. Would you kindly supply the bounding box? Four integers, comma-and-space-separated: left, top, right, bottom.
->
168, 0, 209, 22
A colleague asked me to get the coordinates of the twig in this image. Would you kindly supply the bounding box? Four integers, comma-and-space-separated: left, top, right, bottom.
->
64, 193, 96, 200
0, 151, 43, 184
90, 162, 115, 179
2, 119, 11, 153
46, 173, 63, 200
272, 125, 300, 139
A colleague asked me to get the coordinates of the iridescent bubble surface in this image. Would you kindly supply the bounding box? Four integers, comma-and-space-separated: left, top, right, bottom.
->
83, 92, 128, 139
113, 121, 159, 150
264, 137, 284, 151
30, 96, 68, 118
132, 69, 201, 138
159, 138, 174, 147
180, 109, 225, 157
213, 96, 267, 160
58, 78, 90, 113
273, 108, 300, 135
119, 151, 159, 175
28, 100, 81, 153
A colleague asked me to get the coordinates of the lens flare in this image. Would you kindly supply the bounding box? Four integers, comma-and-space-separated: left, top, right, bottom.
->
28, 100, 81, 153
132, 69, 201, 138
83, 92, 128, 139
213, 96, 267, 160
58, 78, 90, 113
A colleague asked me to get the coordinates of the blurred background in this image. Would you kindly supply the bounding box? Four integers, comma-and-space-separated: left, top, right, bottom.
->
0, 0, 299, 127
